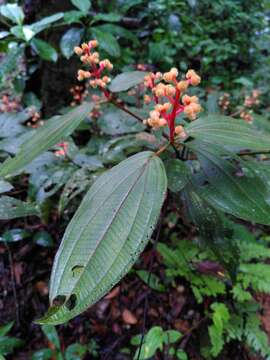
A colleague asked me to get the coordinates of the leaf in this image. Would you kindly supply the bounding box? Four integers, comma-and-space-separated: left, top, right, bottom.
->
209, 302, 230, 357
30, 13, 64, 35
0, 228, 30, 242
10, 25, 35, 41
60, 28, 84, 59
41, 325, 60, 350
92, 13, 121, 23
33, 231, 54, 247
109, 71, 148, 92
91, 29, 120, 57
0, 322, 14, 337
185, 115, 270, 151
0, 180, 13, 194
136, 270, 165, 292
65, 343, 87, 360
188, 142, 270, 225
38, 151, 167, 324
0, 111, 29, 138
0, 103, 93, 178
63, 11, 85, 24
163, 330, 182, 344
164, 159, 190, 192
70, 0, 91, 13
183, 183, 239, 278
31, 349, 54, 360
133, 326, 164, 359
0, 4, 24, 25
0, 196, 39, 220
31, 39, 58, 62
0, 46, 24, 79
0, 336, 24, 356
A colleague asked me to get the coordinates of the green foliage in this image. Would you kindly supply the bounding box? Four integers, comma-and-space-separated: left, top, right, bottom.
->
0, 322, 23, 358
131, 326, 185, 359
0, 103, 93, 178
208, 303, 230, 357
159, 221, 270, 358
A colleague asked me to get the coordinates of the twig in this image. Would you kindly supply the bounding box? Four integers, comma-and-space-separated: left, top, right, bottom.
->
4, 242, 20, 325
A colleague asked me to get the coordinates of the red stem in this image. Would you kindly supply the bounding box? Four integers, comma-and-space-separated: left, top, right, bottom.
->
169, 88, 181, 143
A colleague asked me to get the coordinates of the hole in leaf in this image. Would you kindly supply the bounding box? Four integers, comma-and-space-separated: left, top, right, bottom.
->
44, 183, 55, 192
52, 295, 66, 306
71, 265, 85, 277
65, 294, 77, 311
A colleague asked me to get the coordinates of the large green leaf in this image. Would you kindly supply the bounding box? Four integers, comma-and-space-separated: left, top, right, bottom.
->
0, 103, 93, 178
185, 115, 270, 151
0, 196, 39, 220
109, 71, 148, 92
60, 28, 84, 59
188, 142, 270, 225
38, 151, 167, 324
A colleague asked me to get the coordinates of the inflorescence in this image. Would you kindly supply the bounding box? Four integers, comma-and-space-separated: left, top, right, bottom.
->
143, 68, 202, 141
74, 40, 202, 143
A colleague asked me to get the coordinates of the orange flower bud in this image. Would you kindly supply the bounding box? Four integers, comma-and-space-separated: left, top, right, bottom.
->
177, 80, 189, 92
74, 46, 83, 56
186, 69, 201, 86
175, 125, 186, 137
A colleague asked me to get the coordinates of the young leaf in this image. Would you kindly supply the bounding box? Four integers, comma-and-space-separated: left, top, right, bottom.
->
70, 0, 91, 13
60, 28, 84, 59
0, 4, 24, 25
0, 103, 93, 178
109, 71, 148, 92
38, 151, 167, 324
0, 196, 39, 220
31, 38, 58, 62
186, 115, 270, 151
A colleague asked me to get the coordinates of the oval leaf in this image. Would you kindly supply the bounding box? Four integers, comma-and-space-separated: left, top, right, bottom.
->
188, 142, 270, 225
0, 103, 93, 178
186, 115, 270, 151
31, 38, 58, 62
0, 4, 24, 25
38, 151, 167, 324
60, 28, 84, 59
109, 71, 148, 92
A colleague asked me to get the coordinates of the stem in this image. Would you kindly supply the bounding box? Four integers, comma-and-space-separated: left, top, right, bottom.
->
109, 97, 145, 123
169, 88, 181, 143
155, 143, 170, 156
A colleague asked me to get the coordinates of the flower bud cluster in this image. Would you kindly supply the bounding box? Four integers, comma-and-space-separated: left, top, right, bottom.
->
143, 68, 202, 141
74, 41, 113, 92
